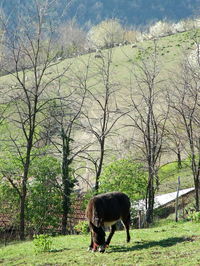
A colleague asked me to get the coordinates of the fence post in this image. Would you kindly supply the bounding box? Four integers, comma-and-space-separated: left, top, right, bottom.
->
175, 176, 180, 222
138, 210, 142, 229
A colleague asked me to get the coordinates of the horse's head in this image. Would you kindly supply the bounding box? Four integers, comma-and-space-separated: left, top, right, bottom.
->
90, 222, 106, 252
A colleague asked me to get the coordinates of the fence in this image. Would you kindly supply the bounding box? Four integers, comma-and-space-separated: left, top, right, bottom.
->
0, 196, 87, 243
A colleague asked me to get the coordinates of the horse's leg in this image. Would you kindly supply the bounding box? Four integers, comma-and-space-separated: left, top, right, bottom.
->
105, 224, 116, 246
122, 213, 131, 243
88, 231, 94, 251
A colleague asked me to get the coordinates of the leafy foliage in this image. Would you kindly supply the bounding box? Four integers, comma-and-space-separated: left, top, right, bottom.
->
88, 19, 124, 47
187, 211, 200, 223
0, 154, 63, 232
99, 159, 147, 201
33, 234, 53, 253
74, 221, 89, 235
27, 156, 62, 232
0, 153, 23, 226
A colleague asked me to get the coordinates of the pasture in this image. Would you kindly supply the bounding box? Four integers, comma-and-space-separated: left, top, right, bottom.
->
1, 27, 200, 266
1, 221, 200, 265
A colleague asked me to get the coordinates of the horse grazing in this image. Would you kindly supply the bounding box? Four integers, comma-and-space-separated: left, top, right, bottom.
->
86, 192, 131, 252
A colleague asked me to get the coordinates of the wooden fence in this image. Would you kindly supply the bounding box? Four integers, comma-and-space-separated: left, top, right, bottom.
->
0, 196, 86, 240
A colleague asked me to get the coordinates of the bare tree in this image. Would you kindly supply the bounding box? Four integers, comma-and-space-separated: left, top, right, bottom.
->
2, 1, 67, 240
127, 43, 169, 223
81, 49, 124, 192
169, 49, 200, 211
165, 116, 185, 169
41, 58, 91, 234
57, 19, 86, 57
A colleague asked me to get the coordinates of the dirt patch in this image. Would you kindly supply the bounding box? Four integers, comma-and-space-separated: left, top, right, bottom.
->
151, 251, 162, 255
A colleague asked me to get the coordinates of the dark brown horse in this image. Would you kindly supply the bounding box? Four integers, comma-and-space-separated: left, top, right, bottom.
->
86, 192, 131, 252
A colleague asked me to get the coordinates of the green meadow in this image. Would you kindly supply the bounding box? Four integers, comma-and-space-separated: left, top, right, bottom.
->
1, 221, 200, 265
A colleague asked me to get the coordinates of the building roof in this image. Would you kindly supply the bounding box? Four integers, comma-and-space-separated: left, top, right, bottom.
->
134, 187, 195, 211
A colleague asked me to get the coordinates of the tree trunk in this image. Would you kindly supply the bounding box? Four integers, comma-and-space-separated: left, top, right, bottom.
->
19, 144, 32, 240
146, 172, 155, 224
61, 168, 70, 235
95, 139, 105, 193
19, 193, 26, 240
61, 131, 73, 235
177, 148, 182, 169
61, 191, 69, 235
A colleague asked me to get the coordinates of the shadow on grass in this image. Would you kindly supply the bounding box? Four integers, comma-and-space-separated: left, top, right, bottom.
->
49, 248, 69, 253
107, 237, 191, 253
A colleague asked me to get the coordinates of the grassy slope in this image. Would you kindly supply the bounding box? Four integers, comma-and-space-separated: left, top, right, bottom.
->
158, 161, 193, 194
1, 29, 197, 86
1, 221, 200, 265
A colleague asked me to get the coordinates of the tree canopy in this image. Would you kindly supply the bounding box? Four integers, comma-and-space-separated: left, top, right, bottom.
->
99, 159, 147, 201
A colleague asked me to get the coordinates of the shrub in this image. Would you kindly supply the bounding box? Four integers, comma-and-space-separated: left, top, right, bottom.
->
149, 21, 173, 38
187, 211, 200, 223
27, 156, 62, 232
87, 19, 124, 48
33, 234, 53, 253
74, 220, 89, 235
99, 158, 147, 201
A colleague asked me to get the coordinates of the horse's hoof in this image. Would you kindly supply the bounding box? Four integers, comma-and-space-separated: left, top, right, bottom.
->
98, 246, 106, 253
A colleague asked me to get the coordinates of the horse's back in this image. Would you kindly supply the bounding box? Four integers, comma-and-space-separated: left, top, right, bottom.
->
86, 192, 130, 224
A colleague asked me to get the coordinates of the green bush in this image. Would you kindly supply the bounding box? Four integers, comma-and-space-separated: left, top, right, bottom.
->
74, 220, 89, 235
187, 211, 200, 223
99, 158, 147, 201
27, 156, 62, 232
33, 234, 53, 253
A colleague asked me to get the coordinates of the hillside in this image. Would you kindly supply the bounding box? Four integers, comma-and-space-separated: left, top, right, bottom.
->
2, 0, 200, 28
0, 28, 197, 193
1, 0, 200, 248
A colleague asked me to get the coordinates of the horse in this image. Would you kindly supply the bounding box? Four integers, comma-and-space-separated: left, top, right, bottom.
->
86, 191, 131, 252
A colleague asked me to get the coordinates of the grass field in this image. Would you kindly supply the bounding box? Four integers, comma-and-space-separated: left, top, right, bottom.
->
1, 28, 199, 86
158, 161, 193, 194
1, 220, 200, 265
